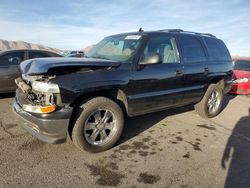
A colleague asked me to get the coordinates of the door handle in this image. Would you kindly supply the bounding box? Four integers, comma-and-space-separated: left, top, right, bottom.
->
175, 70, 183, 76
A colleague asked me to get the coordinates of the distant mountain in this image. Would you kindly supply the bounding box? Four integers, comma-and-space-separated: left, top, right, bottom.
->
0, 39, 61, 53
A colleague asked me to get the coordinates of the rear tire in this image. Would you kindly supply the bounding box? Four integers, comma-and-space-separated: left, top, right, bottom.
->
71, 97, 124, 153
195, 84, 223, 118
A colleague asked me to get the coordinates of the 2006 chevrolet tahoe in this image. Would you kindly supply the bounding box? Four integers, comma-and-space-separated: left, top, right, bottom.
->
13, 29, 233, 152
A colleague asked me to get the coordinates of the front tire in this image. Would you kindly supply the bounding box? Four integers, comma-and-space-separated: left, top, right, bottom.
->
72, 97, 124, 153
195, 84, 224, 118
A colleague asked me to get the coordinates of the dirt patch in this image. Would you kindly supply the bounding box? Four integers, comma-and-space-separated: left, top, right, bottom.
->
186, 141, 202, 151
137, 172, 160, 184
132, 141, 144, 149
195, 142, 200, 145
170, 141, 178, 144
129, 150, 137, 154
86, 163, 124, 186
139, 151, 148, 157
142, 137, 151, 142
197, 124, 216, 130
142, 145, 150, 149
151, 142, 158, 146
118, 140, 151, 151
110, 162, 119, 170
110, 154, 118, 159
183, 152, 190, 158
176, 136, 183, 141
18, 139, 46, 151
3, 123, 18, 129
119, 144, 131, 150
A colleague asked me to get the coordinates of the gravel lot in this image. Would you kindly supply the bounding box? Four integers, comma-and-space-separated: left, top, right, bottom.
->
0, 94, 249, 188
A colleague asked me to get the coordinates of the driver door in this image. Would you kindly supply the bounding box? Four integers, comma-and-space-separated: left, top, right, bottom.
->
128, 35, 185, 115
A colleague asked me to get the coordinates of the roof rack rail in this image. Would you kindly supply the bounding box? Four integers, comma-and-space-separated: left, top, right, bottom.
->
181, 30, 216, 38
158, 29, 216, 38
158, 29, 184, 32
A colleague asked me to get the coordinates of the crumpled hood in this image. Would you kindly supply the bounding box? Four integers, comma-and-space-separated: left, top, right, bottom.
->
20, 57, 121, 75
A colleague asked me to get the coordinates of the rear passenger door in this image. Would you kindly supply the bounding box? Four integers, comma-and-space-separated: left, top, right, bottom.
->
178, 35, 208, 104
203, 37, 233, 84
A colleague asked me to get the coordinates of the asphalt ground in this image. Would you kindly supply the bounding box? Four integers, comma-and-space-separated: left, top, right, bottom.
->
0, 94, 249, 188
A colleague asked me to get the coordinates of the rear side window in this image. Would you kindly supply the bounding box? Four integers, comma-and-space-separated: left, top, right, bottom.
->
204, 38, 231, 61
234, 60, 250, 71
0, 52, 24, 65
29, 51, 50, 59
180, 36, 206, 63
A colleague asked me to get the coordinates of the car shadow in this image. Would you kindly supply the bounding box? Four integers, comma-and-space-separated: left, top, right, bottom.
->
221, 107, 250, 188
221, 94, 237, 112
0, 93, 15, 99
118, 105, 194, 145
118, 94, 236, 146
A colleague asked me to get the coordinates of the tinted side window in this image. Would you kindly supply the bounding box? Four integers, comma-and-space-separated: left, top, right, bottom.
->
29, 52, 50, 59
180, 36, 206, 63
204, 38, 231, 61
143, 36, 180, 63
0, 52, 24, 65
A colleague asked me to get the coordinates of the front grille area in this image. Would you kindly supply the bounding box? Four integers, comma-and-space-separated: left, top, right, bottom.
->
16, 77, 61, 106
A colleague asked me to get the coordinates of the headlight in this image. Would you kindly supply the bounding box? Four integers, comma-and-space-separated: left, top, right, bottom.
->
32, 81, 60, 93
23, 104, 56, 113
233, 78, 249, 83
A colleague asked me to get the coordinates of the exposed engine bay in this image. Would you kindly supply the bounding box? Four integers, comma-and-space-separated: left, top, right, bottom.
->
15, 75, 61, 106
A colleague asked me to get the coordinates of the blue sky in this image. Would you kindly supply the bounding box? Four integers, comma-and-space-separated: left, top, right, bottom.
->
0, 0, 249, 56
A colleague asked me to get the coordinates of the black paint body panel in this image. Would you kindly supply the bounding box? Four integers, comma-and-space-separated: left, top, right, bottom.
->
19, 31, 233, 117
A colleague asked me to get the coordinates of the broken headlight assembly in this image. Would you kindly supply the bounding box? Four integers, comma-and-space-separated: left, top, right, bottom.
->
31, 81, 60, 93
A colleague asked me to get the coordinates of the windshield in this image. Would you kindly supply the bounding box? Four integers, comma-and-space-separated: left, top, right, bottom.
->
86, 34, 142, 62
234, 60, 250, 71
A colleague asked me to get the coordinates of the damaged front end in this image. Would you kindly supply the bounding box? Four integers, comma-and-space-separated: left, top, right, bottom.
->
13, 73, 73, 144
12, 57, 121, 144
15, 74, 61, 114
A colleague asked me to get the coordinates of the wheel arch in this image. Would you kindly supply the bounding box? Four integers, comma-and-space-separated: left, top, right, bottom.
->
208, 77, 225, 91
68, 88, 128, 136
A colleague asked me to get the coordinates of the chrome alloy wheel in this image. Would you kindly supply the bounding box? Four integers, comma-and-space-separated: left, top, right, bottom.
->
84, 108, 117, 146
207, 91, 221, 114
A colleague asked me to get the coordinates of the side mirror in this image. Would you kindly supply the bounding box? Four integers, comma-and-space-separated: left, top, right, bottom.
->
139, 53, 162, 65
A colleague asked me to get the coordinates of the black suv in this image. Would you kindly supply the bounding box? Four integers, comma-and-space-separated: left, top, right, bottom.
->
13, 29, 233, 152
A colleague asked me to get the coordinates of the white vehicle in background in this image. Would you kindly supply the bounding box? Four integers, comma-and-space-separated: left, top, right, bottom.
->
62, 50, 85, 57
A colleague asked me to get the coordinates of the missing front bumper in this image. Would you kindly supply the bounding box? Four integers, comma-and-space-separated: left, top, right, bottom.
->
13, 90, 73, 144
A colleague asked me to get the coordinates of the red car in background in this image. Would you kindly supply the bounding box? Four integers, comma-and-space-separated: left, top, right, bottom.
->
230, 57, 250, 94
